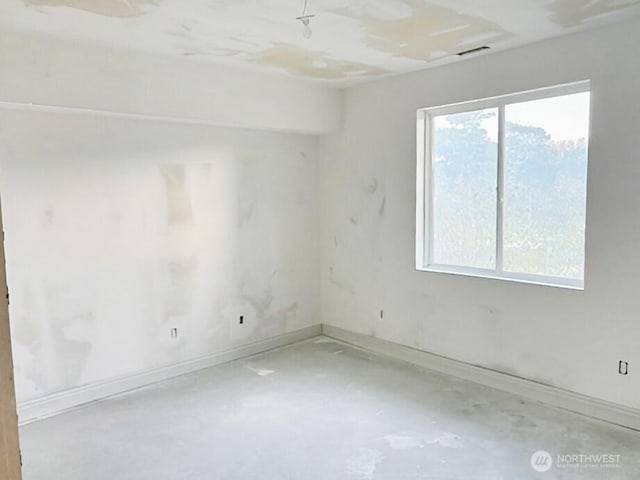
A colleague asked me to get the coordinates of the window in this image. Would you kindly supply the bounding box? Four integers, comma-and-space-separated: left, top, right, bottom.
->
416, 82, 590, 289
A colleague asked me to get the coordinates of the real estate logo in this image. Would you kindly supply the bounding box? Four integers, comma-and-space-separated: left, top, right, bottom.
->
531, 451, 553, 472
530, 450, 623, 472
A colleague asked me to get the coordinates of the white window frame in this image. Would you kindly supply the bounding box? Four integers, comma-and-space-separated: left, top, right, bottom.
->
416, 81, 590, 290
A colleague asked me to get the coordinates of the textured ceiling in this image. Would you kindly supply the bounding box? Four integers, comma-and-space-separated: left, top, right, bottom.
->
2, 0, 640, 86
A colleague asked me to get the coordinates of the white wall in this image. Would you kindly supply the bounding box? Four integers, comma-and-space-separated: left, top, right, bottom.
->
0, 28, 342, 135
0, 27, 332, 403
0, 108, 319, 403
319, 18, 640, 410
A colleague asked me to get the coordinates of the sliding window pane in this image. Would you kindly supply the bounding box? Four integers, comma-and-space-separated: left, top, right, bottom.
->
431, 109, 498, 269
503, 92, 590, 279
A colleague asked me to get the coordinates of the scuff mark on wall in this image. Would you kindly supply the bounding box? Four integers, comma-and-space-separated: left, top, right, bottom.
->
546, 0, 640, 27
275, 302, 298, 318
244, 201, 256, 223
249, 43, 387, 79
240, 287, 275, 322
362, 178, 379, 195
24, 0, 161, 18
161, 165, 193, 225
43, 208, 55, 226
378, 195, 386, 217
332, 1, 512, 62
330, 267, 355, 295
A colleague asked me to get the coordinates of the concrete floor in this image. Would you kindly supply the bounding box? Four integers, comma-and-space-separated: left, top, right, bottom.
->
20, 337, 640, 480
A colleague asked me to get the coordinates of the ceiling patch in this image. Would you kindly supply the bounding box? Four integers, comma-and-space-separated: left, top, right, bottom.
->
546, 0, 640, 27
23, 0, 161, 18
248, 43, 388, 80
331, 0, 513, 62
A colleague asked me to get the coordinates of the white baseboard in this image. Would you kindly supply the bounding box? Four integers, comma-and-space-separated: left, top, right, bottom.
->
20, 323, 640, 432
322, 324, 640, 432
18, 324, 321, 425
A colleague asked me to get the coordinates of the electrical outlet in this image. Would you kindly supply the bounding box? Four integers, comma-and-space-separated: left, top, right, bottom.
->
239, 315, 244, 325
170, 327, 178, 339
619, 361, 629, 376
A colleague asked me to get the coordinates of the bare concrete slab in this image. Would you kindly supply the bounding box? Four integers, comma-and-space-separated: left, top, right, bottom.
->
19, 338, 640, 479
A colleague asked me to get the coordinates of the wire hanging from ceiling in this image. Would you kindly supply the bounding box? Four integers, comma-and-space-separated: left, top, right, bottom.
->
297, 0, 315, 39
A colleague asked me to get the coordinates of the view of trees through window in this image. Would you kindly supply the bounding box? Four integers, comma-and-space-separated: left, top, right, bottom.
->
429, 91, 590, 282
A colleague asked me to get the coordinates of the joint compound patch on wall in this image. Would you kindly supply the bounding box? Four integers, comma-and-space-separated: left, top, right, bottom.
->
165, 256, 198, 318
161, 165, 193, 225
23, 0, 161, 18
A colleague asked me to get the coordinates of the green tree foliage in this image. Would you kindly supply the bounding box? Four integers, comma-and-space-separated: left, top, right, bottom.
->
432, 110, 587, 279
432, 110, 497, 269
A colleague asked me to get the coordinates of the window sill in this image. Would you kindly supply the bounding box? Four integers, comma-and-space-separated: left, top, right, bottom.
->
417, 265, 584, 290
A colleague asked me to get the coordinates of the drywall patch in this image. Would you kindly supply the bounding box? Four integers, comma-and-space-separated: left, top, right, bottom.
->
53, 316, 93, 388
332, 1, 512, 62
161, 165, 193, 225
62, 312, 94, 342
547, 0, 640, 27
249, 43, 387, 80
165, 256, 198, 317
24, 0, 161, 17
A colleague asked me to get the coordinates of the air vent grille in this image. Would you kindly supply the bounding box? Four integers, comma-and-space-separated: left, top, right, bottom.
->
457, 46, 491, 56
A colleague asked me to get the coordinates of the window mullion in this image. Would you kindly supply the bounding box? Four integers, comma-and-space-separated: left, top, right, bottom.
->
427, 115, 435, 266
496, 105, 505, 275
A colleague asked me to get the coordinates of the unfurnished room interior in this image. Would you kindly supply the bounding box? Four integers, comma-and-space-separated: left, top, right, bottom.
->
1, 1, 640, 479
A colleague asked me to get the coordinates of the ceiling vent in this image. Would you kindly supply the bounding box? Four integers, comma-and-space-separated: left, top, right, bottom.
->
457, 46, 491, 56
